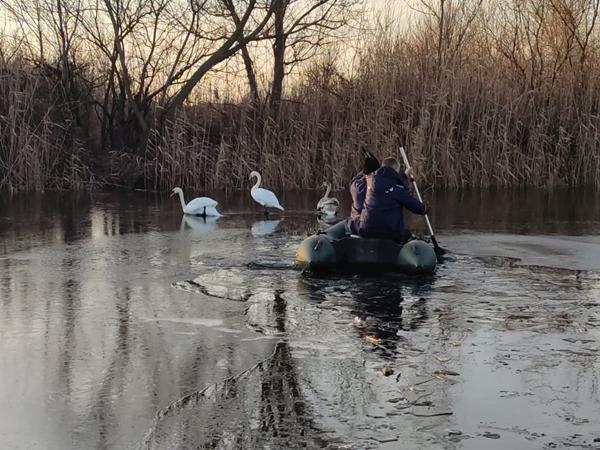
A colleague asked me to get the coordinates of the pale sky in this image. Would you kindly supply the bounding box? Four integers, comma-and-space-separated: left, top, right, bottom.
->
365, 0, 418, 31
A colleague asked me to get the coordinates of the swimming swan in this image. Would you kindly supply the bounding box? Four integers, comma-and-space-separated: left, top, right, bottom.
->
249, 171, 284, 215
171, 187, 221, 217
317, 182, 339, 216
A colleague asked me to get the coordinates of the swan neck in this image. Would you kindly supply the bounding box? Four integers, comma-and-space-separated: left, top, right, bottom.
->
324, 183, 331, 199
177, 190, 186, 210
252, 173, 261, 190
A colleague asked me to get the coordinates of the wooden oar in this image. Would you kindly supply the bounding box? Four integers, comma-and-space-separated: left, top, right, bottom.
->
399, 147, 446, 262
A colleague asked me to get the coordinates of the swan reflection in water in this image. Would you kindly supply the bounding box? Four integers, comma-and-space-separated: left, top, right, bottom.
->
180, 215, 220, 234
317, 214, 343, 227
251, 220, 281, 237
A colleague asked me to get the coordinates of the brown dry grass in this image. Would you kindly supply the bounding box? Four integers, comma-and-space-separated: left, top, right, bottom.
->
2, 3, 600, 192
0, 58, 93, 192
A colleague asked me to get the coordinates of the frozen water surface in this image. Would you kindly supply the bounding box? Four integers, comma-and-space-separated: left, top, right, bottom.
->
0, 189, 599, 449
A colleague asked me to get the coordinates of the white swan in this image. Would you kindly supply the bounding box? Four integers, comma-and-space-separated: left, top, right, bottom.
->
171, 187, 221, 217
249, 171, 284, 215
316, 182, 339, 217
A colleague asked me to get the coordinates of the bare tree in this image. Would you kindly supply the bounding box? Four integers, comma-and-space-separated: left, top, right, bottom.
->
80, 0, 278, 148
266, 0, 361, 116
484, 0, 600, 90
0, 0, 361, 148
228, 0, 360, 112
164, 1, 277, 114
548, 0, 600, 67
412, 0, 484, 73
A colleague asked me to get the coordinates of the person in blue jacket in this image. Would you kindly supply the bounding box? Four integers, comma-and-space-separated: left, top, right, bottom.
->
358, 157, 427, 244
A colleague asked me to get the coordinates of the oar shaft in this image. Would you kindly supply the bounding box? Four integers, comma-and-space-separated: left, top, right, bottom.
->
399, 147, 435, 236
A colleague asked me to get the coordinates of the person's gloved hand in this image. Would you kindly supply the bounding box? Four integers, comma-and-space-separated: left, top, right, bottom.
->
404, 167, 414, 180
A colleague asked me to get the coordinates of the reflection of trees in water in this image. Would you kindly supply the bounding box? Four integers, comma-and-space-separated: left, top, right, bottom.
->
428, 189, 600, 235
1, 258, 13, 312
16, 206, 249, 447
257, 343, 330, 448
6, 192, 600, 448
142, 343, 333, 449
253, 290, 327, 445
142, 287, 333, 450
54, 258, 79, 403
82, 286, 132, 449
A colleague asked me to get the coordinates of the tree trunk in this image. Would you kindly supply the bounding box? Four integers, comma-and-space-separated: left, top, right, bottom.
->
241, 43, 260, 106
269, 0, 287, 117
437, 0, 445, 74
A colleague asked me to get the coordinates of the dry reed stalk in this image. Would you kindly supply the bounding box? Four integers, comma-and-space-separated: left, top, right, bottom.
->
0, 55, 93, 192
3, 4, 600, 193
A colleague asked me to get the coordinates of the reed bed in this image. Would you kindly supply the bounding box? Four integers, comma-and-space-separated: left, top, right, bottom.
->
2, 9, 600, 192
0, 58, 93, 192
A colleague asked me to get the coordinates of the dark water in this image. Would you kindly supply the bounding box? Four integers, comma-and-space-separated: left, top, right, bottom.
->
1, 189, 600, 449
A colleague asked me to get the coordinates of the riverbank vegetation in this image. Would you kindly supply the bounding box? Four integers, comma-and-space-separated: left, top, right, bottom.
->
1, 0, 600, 192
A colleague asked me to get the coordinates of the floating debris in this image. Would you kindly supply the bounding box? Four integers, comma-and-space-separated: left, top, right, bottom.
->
555, 348, 596, 357
406, 411, 453, 417
380, 367, 394, 376
434, 369, 460, 376
353, 316, 366, 327
565, 416, 589, 425
482, 432, 501, 439
365, 336, 383, 345
506, 314, 535, 320
408, 378, 436, 390
562, 338, 595, 344
408, 385, 426, 393
447, 429, 463, 436
413, 400, 433, 407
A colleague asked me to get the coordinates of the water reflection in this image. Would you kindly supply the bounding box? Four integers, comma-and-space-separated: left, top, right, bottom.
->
142, 276, 332, 449
143, 270, 452, 448
0, 191, 600, 449
181, 215, 219, 234
142, 342, 336, 450
297, 274, 434, 358
251, 219, 281, 236
429, 188, 600, 235
317, 214, 341, 226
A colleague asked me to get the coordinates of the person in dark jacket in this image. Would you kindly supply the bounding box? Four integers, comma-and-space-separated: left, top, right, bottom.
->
345, 150, 380, 236
358, 157, 427, 244
350, 151, 380, 221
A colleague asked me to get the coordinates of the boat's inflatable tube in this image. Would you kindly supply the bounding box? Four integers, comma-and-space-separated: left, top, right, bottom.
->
295, 221, 437, 274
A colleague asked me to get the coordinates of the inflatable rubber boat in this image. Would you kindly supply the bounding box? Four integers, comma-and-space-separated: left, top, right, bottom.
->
295, 221, 437, 274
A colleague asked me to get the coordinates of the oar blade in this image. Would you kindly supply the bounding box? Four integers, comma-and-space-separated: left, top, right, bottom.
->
430, 235, 447, 263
